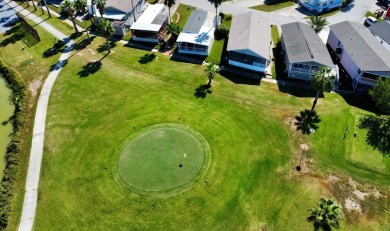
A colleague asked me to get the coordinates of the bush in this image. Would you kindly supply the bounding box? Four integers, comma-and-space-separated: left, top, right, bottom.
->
341, 0, 354, 8
224, 14, 232, 21
215, 24, 229, 39
219, 12, 225, 20
0, 60, 27, 229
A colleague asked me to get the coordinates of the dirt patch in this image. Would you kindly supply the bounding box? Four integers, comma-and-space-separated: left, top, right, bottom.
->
353, 189, 369, 200
345, 198, 362, 213
300, 143, 309, 150
327, 175, 340, 183
28, 76, 43, 104
86, 48, 96, 55
284, 117, 298, 131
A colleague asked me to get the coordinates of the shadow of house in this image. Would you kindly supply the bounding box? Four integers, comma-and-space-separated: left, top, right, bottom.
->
339, 92, 380, 113
219, 70, 261, 85
194, 84, 212, 98
78, 61, 102, 77
277, 84, 319, 98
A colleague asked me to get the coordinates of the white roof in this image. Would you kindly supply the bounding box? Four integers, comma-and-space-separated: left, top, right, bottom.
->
130, 4, 165, 32
87, 0, 127, 21
176, 26, 215, 46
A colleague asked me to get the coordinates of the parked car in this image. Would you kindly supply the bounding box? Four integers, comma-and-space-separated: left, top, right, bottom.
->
377, 0, 390, 7
365, 16, 378, 26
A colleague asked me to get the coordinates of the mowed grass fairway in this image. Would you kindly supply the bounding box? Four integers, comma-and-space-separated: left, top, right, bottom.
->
30, 37, 390, 230
116, 124, 210, 194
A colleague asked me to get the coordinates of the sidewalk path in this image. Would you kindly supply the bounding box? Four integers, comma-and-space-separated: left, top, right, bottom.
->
4, 1, 74, 231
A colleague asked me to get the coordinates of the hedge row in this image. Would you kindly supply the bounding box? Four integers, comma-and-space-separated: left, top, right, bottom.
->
0, 60, 28, 229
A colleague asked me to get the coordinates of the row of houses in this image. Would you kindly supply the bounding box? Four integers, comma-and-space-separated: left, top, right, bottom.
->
87, 0, 390, 91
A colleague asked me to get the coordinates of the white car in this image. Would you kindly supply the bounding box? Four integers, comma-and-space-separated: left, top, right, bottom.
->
365, 17, 378, 26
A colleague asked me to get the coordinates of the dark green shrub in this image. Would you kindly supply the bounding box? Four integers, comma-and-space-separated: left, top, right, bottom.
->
215, 24, 229, 39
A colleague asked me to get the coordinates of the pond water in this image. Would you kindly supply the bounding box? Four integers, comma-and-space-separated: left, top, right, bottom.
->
0, 77, 14, 179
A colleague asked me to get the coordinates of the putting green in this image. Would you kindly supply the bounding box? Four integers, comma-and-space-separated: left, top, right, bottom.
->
116, 124, 210, 195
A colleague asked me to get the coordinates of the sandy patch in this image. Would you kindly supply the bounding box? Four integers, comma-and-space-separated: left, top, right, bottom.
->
345, 198, 362, 213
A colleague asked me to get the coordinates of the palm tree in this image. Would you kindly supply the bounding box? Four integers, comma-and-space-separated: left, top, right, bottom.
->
74, 0, 89, 39
90, 0, 96, 24
42, 0, 51, 17
205, 62, 219, 85
307, 15, 329, 33
210, 0, 223, 28
164, 0, 176, 23
310, 67, 336, 112
166, 22, 181, 39
61, 0, 78, 33
307, 198, 342, 230
295, 109, 321, 134
96, 0, 107, 18
97, 18, 115, 54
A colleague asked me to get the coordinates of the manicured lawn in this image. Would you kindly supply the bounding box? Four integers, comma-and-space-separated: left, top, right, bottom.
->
2, 8, 390, 231
250, 0, 294, 12
172, 4, 194, 28
205, 15, 232, 65
271, 25, 279, 78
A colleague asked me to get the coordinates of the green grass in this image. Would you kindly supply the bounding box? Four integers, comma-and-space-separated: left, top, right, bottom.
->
349, 115, 390, 172
172, 4, 195, 28
250, 0, 294, 12
365, 11, 383, 22
271, 25, 280, 79
205, 15, 232, 65
116, 124, 210, 195
0, 79, 13, 179
3, 8, 390, 231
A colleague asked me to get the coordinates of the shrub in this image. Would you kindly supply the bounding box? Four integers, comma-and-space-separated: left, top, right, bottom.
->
0, 60, 28, 229
215, 24, 229, 39
219, 11, 225, 20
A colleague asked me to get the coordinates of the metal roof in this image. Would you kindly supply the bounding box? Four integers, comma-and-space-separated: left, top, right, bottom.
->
330, 21, 390, 72
130, 4, 167, 32
281, 22, 334, 67
227, 12, 270, 59
369, 20, 390, 45
182, 10, 208, 34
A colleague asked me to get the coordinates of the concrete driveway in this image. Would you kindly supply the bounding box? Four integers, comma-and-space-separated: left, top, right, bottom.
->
0, 0, 19, 33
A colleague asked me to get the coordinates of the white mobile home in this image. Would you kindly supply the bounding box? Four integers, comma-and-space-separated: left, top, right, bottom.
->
328, 21, 390, 90
281, 22, 335, 81
226, 12, 270, 73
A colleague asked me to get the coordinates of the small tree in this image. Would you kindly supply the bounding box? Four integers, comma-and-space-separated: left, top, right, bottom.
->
97, 18, 114, 54
311, 67, 336, 112
210, 0, 223, 28
164, 0, 176, 24
369, 77, 390, 115
307, 198, 342, 230
61, 0, 78, 33
307, 15, 329, 33
74, 0, 89, 39
96, 0, 107, 18
166, 22, 181, 39
205, 63, 219, 86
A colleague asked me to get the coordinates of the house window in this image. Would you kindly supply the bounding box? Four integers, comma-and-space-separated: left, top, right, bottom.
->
293, 63, 299, 68
303, 64, 310, 69
330, 0, 334, 4
357, 69, 361, 74
316, 2, 320, 7
323, 2, 327, 7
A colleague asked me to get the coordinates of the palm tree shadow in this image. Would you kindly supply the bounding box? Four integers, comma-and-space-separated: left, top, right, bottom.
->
295, 109, 321, 134
194, 84, 212, 98
78, 61, 102, 78
96, 41, 116, 53
138, 53, 156, 64
43, 39, 66, 58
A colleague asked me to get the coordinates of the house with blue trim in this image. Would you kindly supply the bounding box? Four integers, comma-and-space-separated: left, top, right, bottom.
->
299, 0, 342, 13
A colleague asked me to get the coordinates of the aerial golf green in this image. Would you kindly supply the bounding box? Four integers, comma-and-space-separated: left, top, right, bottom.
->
116, 124, 210, 195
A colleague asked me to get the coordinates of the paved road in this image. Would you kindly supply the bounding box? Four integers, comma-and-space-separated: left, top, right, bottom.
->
4, 1, 74, 231
178, 0, 377, 25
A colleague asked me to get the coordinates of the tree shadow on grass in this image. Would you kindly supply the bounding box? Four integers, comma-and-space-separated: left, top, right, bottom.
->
96, 41, 116, 53
295, 109, 321, 134
138, 52, 156, 64
50, 59, 68, 71
74, 36, 95, 51
77, 61, 102, 78
43, 39, 66, 58
358, 115, 390, 156
194, 84, 212, 98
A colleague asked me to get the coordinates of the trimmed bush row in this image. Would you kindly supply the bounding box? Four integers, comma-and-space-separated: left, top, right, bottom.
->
0, 60, 28, 229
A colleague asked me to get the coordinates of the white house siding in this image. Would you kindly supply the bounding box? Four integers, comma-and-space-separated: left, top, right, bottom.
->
327, 31, 360, 80
228, 60, 266, 72
373, 35, 390, 52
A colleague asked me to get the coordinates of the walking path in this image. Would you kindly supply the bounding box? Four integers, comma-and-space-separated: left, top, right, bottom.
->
4, 1, 74, 231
